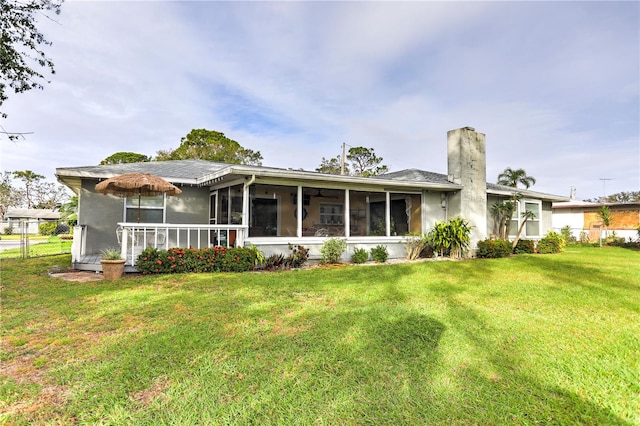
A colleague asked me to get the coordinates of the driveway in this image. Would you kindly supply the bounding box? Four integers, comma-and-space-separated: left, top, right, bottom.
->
0, 239, 47, 252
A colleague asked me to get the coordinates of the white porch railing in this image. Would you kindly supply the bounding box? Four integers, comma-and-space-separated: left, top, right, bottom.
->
117, 222, 248, 266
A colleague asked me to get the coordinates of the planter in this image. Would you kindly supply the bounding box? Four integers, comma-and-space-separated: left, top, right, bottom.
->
101, 259, 126, 280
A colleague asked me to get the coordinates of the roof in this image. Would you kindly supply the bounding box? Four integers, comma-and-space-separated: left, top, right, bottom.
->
55, 160, 568, 201
375, 168, 452, 185
486, 182, 569, 202
5, 208, 61, 220
56, 161, 464, 193
553, 200, 640, 209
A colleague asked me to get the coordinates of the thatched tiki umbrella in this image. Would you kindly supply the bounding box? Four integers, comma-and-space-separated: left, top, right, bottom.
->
95, 173, 182, 222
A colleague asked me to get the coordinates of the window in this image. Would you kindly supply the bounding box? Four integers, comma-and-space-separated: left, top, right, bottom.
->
524, 201, 541, 237
320, 203, 343, 225
508, 200, 541, 238
125, 195, 165, 223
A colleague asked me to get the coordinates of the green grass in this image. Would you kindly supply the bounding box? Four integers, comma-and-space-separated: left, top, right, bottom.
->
0, 236, 71, 259
1, 246, 638, 425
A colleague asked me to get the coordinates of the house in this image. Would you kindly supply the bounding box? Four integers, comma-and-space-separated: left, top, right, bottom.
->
56, 127, 568, 271
552, 200, 640, 242
2, 208, 61, 234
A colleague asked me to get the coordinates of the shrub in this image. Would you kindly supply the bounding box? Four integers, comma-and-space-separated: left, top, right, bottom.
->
537, 231, 565, 254
320, 238, 347, 264
55, 223, 70, 235
351, 247, 369, 264
477, 239, 512, 258
370, 245, 389, 263
560, 225, 577, 244
285, 244, 309, 268
39, 222, 57, 236
3, 226, 13, 235
428, 217, 472, 259
405, 233, 429, 260
264, 253, 286, 270
513, 239, 535, 254
136, 246, 255, 274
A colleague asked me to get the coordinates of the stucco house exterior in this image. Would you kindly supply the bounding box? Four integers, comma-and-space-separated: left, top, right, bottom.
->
552, 200, 640, 242
56, 127, 568, 271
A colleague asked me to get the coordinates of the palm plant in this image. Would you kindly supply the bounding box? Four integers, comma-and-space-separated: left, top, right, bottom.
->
512, 210, 537, 249
496, 168, 536, 240
497, 168, 536, 189
448, 217, 472, 259
597, 205, 612, 245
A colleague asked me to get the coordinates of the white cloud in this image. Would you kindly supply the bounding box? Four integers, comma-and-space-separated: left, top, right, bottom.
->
1, 1, 637, 202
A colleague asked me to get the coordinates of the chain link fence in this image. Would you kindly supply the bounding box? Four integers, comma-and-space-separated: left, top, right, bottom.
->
0, 220, 73, 259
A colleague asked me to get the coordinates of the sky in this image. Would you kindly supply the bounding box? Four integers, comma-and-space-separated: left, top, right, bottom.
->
1, 0, 638, 201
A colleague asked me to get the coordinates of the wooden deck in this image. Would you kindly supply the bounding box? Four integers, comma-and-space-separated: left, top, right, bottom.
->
74, 253, 138, 273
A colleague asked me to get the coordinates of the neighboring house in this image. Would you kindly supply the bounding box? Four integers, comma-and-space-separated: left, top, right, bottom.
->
2, 208, 61, 234
56, 127, 568, 271
553, 200, 640, 242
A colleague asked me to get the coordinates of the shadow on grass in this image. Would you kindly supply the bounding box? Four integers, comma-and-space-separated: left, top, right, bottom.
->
52, 301, 446, 424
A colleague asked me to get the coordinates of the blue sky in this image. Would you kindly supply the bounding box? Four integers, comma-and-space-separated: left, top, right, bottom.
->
2, 1, 638, 201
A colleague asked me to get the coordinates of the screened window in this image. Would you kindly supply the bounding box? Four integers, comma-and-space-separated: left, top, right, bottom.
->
125, 195, 165, 223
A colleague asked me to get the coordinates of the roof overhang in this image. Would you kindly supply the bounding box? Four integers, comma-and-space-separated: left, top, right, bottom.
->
198, 165, 464, 192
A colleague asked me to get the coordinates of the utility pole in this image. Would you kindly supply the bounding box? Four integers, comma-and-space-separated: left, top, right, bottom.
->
599, 178, 612, 201
340, 143, 346, 176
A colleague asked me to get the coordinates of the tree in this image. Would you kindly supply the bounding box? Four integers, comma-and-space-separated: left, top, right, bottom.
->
584, 191, 640, 203
347, 147, 388, 177
496, 167, 536, 239
156, 129, 263, 165
1, 0, 62, 120
100, 152, 151, 165
497, 167, 536, 189
12, 170, 44, 208
597, 205, 612, 245
8, 170, 68, 209
0, 171, 22, 219
316, 146, 388, 177
31, 180, 68, 208
59, 194, 77, 224
512, 210, 537, 249
316, 156, 348, 175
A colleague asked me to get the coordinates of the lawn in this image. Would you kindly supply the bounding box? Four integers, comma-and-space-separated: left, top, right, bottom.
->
1, 246, 638, 425
0, 235, 71, 259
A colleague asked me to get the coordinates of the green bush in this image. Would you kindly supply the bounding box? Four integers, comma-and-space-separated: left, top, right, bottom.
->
560, 225, 577, 244
55, 223, 70, 235
136, 246, 255, 274
39, 222, 57, 236
320, 238, 347, 264
477, 239, 512, 258
537, 231, 565, 254
351, 247, 369, 264
370, 245, 389, 263
3, 226, 13, 235
428, 217, 471, 258
513, 239, 535, 254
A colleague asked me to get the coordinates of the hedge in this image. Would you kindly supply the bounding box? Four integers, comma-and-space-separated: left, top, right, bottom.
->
136, 246, 256, 274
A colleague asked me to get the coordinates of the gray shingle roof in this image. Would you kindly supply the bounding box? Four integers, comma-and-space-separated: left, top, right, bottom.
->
56, 160, 230, 183
375, 168, 452, 185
